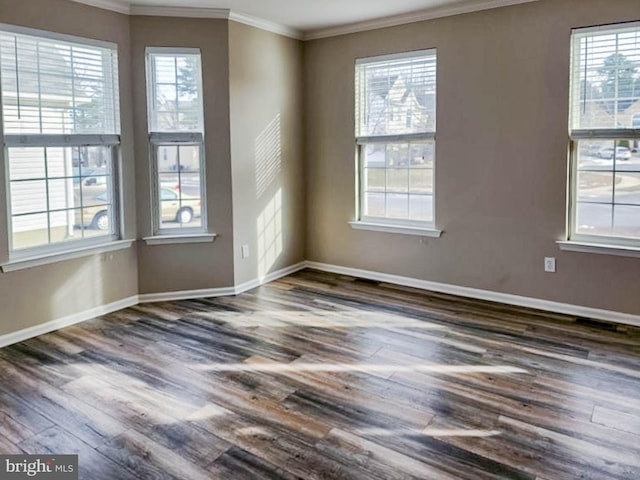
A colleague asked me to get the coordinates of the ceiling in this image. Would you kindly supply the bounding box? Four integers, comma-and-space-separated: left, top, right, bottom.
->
73, 0, 539, 39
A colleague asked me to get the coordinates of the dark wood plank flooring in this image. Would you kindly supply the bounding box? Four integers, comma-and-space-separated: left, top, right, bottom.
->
1, 269, 640, 479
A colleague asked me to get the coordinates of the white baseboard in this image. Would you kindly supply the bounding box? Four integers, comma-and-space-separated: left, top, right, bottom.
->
137, 261, 307, 303
138, 286, 237, 303
304, 261, 640, 328
0, 295, 139, 349
234, 261, 307, 295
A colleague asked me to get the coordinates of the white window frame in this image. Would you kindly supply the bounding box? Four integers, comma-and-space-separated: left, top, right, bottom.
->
0, 24, 122, 261
354, 49, 438, 233
567, 22, 640, 249
145, 47, 207, 237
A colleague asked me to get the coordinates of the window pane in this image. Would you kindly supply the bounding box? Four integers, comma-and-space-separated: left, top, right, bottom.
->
12, 213, 48, 250
613, 205, 640, 237
570, 24, 640, 131
9, 148, 45, 180
575, 202, 613, 236
387, 168, 409, 193
8, 146, 115, 250
409, 168, 433, 194
356, 51, 436, 137
10, 180, 47, 215
365, 168, 385, 192
409, 194, 433, 222
410, 142, 434, 168
48, 179, 74, 211
157, 145, 180, 174
386, 193, 409, 218
364, 192, 385, 217
576, 171, 613, 203
615, 172, 640, 205
178, 145, 200, 172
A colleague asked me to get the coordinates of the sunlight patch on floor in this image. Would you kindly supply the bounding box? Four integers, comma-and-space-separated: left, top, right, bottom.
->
190, 362, 527, 374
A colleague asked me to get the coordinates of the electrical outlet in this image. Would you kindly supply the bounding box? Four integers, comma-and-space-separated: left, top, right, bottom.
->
241, 245, 250, 259
544, 257, 556, 273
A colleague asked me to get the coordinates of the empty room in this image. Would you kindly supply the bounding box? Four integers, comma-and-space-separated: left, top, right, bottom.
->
0, 0, 639, 478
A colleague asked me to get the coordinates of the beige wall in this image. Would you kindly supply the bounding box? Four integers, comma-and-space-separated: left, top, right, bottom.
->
1, 0, 639, 339
304, 0, 640, 315
0, 0, 138, 336
229, 22, 305, 286
130, 16, 235, 294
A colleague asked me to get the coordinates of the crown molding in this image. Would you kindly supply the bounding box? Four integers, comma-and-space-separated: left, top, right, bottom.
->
228, 11, 303, 40
69, 0, 131, 14
130, 5, 230, 19
303, 0, 541, 40
69, 0, 539, 41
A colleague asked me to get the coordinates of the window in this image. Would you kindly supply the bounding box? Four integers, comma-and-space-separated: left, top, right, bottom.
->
146, 48, 205, 234
355, 50, 437, 229
0, 26, 120, 256
569, 22, 640, 247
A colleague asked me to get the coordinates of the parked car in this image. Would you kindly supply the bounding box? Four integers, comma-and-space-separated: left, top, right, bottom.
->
76, 187, 200, 231
598, 146, 631, 160
75, 192, 110, 231
159, 187, 201, 224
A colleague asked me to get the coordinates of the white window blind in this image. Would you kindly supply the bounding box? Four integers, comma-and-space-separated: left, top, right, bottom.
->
570, 21, 640, 132
356, 50, 436, 138
0, 30, 120, 135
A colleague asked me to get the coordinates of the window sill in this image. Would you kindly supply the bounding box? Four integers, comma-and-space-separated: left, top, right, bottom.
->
349, 221, 442, 238
143, 234, 217, 246
557, 241, 640, 258
1, 239, 135, 273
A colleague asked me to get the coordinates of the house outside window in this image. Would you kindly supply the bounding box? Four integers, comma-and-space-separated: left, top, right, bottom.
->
145, 48, 206, 235
568, 22, 640, 247
0, 26, 121, 257
355, 50, 437, 232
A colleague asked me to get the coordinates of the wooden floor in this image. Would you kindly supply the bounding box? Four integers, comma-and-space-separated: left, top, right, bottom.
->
1, 269, 639, 479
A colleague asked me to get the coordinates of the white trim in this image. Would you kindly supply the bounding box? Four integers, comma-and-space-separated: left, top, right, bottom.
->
143, 234, 217, 245
350, 221, 442, 238
557, 241, 640, 258
234, 261, 307, 295
68, 0, 130, 14
304, 261, 640, 327
130, 5, 229, 19
304, 0, 541, 40
229, 11, 303, 40
0, 295, 138, 349
138, 286, 236, 303
1, 240, 135, 272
